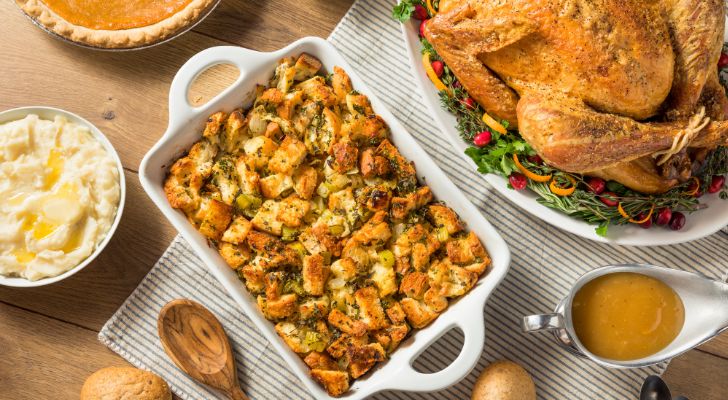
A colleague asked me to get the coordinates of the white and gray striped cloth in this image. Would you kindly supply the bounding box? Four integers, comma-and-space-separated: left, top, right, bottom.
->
100, 0, 728, 398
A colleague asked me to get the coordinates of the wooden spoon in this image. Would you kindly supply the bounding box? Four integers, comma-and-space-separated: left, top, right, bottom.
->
158, 299, 249, 400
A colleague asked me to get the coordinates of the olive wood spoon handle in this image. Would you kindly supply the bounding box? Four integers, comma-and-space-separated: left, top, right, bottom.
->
158, 299, 249, 400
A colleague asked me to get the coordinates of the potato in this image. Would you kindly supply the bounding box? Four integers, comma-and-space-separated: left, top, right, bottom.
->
471, 360, 536, 400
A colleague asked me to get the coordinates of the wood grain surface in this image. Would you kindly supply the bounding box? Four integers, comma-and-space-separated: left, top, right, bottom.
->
0, 0, 726, 399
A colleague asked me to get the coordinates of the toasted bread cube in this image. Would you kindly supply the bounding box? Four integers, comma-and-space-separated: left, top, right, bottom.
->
203, 111, 227, 142
330, 140, 358, 174
331, 66, 352, 104
240, 262, 265, 293
194, 198, 233, 240
269, 135, 308, 174
292, 165, 318, 200
423, 285, 449, 313
260, 173, 294, 199
377, 139, 416, 190
259, 293, 297, 319
399, 272, 430, 300
294, 53, 322, 81
243, 136, 279, 170
218, 242, 251, 269
265, 271, 285, 300
427, 204, 463, 235
347, 343, 385, 379
246, 231, 299, 268
221, 109, 247, 153
381, 324, 410, 353
275, 322, 308, 353
165, 140, 218, 212
303, 254, 330, 296
328, 309, 366, 336
357, 185, 392, 212
400, 298, 439, 329
347, 211, 391, 247
311, 369, 349, 397
428, 258, 478, 298
390, 186, 433, 220
446, 231, 487, 264
274, 61, 297, 93
221, 216, 252, 244
346, 93, 373, 116
211, 157, 239, 205
354, 287, 388, 331
299, 296, 330, 320
326, 333, 368, 359
370, 258, 397, 298
464, 258, 492, 276
251, 200, 283, 235
235, 155, 261, 195
357, 115, 389, 145
297, 76, 337, 107
330, 258, 358, 282
359, 147, 390, 178
259, 87, 284, 104
276, 90, 305, 120
265, 121, 282, 140
164, 161, 199, 213
277, 195, 311, 228
385, 301, 406, 325
305, 352, 339, 371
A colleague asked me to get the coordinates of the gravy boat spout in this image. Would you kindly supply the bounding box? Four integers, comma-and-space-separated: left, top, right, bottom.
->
523, 264, 728, 368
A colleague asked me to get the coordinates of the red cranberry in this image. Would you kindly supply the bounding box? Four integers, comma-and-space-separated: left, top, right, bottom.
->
655, 208, 672, 226
669, 212, 686, 231
599, 192, 619, 207
527, 155, 543, 165
419, 19, 428, 37
708, 175, 726, 194
719, 53, 728, 69
462, 97, 476, 109
473, 131, 492, 147
635, 213, 652, 229
453, 81, 462, 89
431, 60, 444, 78
586, 177, 606, 195
413, 4, 429, 20
687, 179, 703, 197
509, 173, 528, 191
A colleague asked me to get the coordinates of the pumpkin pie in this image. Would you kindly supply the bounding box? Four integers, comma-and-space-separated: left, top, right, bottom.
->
16, 0, 217, 49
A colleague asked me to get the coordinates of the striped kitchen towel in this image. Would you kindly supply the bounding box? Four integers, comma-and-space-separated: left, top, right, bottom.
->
100, 0, 728, 399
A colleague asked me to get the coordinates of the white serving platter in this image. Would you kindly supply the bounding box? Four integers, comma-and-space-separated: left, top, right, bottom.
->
139, 37, 511, 399
400, 17, 728, 246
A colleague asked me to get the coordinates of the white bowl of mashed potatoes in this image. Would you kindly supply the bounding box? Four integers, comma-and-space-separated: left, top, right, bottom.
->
0, 107, 125, 287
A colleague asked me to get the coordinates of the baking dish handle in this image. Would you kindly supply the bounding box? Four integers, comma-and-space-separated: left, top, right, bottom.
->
386, 312, 485, 392
165, 46, 264, 134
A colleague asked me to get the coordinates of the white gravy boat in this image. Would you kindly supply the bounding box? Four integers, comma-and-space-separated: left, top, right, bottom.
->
522, 264, 728, 368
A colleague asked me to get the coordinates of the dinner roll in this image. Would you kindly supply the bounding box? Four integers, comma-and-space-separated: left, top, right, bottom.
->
80, 366, 172, 400
471, 360, 536, 400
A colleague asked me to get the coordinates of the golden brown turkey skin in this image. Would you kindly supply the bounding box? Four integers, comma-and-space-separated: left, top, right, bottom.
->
424, 0, 728, 194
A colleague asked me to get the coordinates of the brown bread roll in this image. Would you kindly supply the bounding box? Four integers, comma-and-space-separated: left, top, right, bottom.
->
80, 366, 172, 400
471, 360, 536, 400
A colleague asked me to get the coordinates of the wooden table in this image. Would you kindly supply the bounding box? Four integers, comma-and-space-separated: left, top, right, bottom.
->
1, 1, 726, 398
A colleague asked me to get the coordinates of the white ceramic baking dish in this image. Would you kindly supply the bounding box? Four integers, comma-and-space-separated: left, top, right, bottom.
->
139, 37, 511, 399
400, 17, 728, 246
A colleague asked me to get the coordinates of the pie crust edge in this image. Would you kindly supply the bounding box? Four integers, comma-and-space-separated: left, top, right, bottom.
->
16, 0, 217, 49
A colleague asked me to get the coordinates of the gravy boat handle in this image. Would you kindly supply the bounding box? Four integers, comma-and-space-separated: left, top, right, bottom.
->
522, 313, 565, 332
